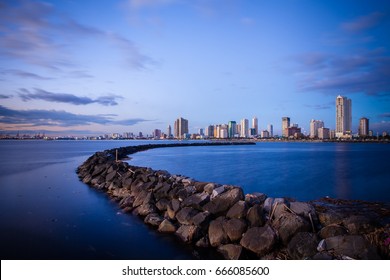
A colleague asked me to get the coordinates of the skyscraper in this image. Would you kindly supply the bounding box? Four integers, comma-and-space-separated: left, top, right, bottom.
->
267, 124, 273, 137
174, 117, 188, 139
282, 117, 290, 137
336, 95, 352, 138
359, 117, 369, 137
252, 117, 258, 136
310, 119, 324, 139
228, 121, 237, 138
167, 125, 172, 138
240, 119, 249, 138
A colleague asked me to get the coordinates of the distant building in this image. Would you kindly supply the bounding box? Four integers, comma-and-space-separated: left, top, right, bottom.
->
358, 117, 369, 137
336, 95, 352, 138
261, 130, 270, 138
228, 121, 237, 138
318, 127, 330, 139
205, 125, 214, 138
282, 117, 290, 137
268, 124, 273, 137
240, 119, 249, 138
199, 128, 204, 136
167, 125, 172, 138
310, 119, 324, 138
252, 117, 258, 136
220, 126, 228, 138
153, 129, 162, 139
174, 117, 189, 139
286, 126, 302, 138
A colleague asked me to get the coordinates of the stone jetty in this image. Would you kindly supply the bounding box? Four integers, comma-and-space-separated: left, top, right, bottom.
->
77, 142, 390, 260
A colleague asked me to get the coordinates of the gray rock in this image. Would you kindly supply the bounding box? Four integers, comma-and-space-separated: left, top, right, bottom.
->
246, 204, 264, 227
204, 183, 216, 194
317, 239, 327, 252
272, 212, 311, 244
317, 210, 344, 226
119, 196, 135, 208
191, 211, 212, 229
226, 200, 247, 219
240, 225, 277, 256
182, 193, 210, 210
245, 192, 267, 205
144, 213, 163, 226
324, 235, 380, 259
137, 203, 156, 216
195, 236, 210, 247
287, 232, 319, 259
158, 219, 177, 233
106, 170, 117, 182
343, 215, 376, 235
224, 218, 247, 242
210, 186, 226, 199
175, 207, 199, 225
203, 187, 244, 216
319, 224, 348, 239
290, 202, 317, 221
263, 197, 274, 213
313, 252, 333, 260
208, 217, 228, 247
133, 190, 152, 208
175, 225, 200, 243
218, 244, 243, 260
155, 198, 170, 211
194, 182, 208, 193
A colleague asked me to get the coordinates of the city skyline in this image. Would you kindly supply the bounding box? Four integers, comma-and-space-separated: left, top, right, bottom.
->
1, 0, 389, 136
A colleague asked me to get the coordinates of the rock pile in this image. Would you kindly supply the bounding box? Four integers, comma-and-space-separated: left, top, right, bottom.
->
77, 143, 390, 260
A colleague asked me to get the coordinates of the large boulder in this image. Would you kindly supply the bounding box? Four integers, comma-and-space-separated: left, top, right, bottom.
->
287, 232, 319, 259
319, 224, 348, 239
144, 213, 163, 227
245, 192, 267, 206
290, 202, 317, 221
272, 212, 311, 244
246, 204, 264, 227
208, 217, 229, 247
158, 219, 177, 233
203, 187, 244, 216
175, 207, 199, 225
182, 193, 210, 210
224, 218, 247, 242
323, 235, 380, 259
226, 201, 247, 219
176, 225, 200, 243
191, 211, 212, 229
342, 215, 377, 235
240, 226, 277, 256
218, 244, 243, 260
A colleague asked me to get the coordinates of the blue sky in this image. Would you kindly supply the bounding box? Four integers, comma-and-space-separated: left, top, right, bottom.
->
0, 0, 389, 136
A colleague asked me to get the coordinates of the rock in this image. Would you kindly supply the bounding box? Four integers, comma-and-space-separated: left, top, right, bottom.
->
218, 244, 243, 260
191, 211, 212, 229
272, 203, 289, 220
137, 203, 156, 216
133, 190, 153, 208
226, 201, 247, 219
343, 215, 376, 234
317, 210, 344, 226
319, 224, 348, 239
182, 193, 210, 210
194, 182, 208, 193
263, 197, 274, 213
154, 183, 171, 200
245, 192, 267, 205
208, 217, 228, 247
204, 183, 216, 194
195, 236, 210, 247
287, 232, 319, 259
158, 219, 177, 233
210, 186, 226, 199
313, 252, 333, 260
272, 212, 311, 245
290, 202, 317, 221
246, 204, 264, 227
240, 226, 277, 256
144, 213, 163, 226
106, 170, 117, 182
155, 198, 170, 211
224, 218, 247, 242
175, 207, 199, 225
119, 196, 135, 208
324, 235, 380, 259
317, 239, 327, 252
203, 187, 244, 216
175, 225, 200, 243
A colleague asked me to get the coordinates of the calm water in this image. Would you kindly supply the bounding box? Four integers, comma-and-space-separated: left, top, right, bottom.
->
0, 140, 389, 260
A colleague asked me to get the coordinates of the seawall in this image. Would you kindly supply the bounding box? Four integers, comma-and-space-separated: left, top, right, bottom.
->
77, 142, 390, 260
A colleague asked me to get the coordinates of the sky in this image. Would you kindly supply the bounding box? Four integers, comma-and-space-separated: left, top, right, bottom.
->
0, 0, 389, 136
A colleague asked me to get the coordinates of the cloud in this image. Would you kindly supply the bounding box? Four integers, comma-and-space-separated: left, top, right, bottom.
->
0, 105, 148, 127
0, 94, 12, 99
18, 88, 123, 106
341, 12, 385, 33
379, 113, 390, 118
304, 104, 332, 110
291, 49, 390, 96
0, 0, 154, 71
0, 69, 52, 80
128, 0, 178, 9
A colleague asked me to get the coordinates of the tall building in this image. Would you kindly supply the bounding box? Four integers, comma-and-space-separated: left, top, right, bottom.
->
359, 117, 369, 137
240, 119, 249, 138
267, 124, 273, 137
252, 117, 258, 136
167, 125, 172, 138
174, 117, 188, 139
228, 121, 237, 138
336, 95, 352, 138
282, 117, 290, 137
310, 119, 324, 138
205, 125, 214, 138
318, 127, 330, 139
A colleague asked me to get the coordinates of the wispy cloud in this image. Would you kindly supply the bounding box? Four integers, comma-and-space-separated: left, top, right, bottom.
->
0, 94, 12, 99
0, 0, 154, 71
341, 12, 385, 33
128, 0, 178, 9
18, 88, 123, 106
0, 69, 52, 80
0, 105, 148, 127
379, 112, 390, 118
291, 49, 390, 96
304, 103, 332, 110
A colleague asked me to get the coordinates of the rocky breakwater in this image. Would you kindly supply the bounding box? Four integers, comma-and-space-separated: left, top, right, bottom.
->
77, 142, 390, 260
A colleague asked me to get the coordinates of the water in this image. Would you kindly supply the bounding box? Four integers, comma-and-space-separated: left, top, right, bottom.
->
1, 140, 389, 260
130, 142, 390, 202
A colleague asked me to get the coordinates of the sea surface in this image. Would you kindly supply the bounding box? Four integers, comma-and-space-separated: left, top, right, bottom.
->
0, 140, 389, 260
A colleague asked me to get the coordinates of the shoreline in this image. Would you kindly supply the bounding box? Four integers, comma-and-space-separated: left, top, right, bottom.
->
77, 142, 390, 260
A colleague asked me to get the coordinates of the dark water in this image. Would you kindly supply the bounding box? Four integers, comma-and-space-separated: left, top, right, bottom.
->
0, 140, 389, 260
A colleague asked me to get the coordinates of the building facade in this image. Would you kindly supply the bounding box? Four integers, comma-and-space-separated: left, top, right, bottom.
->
252, 117, 258, 136
228, 121, 237, 138
268, 124, 273, 137
282, 117, 290, 137
240, 119, 249, 138
318, 127, 330, 139
174, 117, 189, 139
358, 117, 369, 137
310, 119, 324, 138
336, 95, 352, 138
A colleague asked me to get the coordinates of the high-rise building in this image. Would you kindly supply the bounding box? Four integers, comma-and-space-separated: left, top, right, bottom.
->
310, 119, 324, 138
359, 117, 369, 137
318, 127, 330, 139
228, 121, 237, 138
167, 125, 172, 138
240, 119, 249, 138
252, 117, 258, 136
205, 125, 214, 138
174, 117, 188, 139
336, 95, 352, 138
261, 130, 270, 138
282, 117, 290, 137
267, 124, 273, 137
